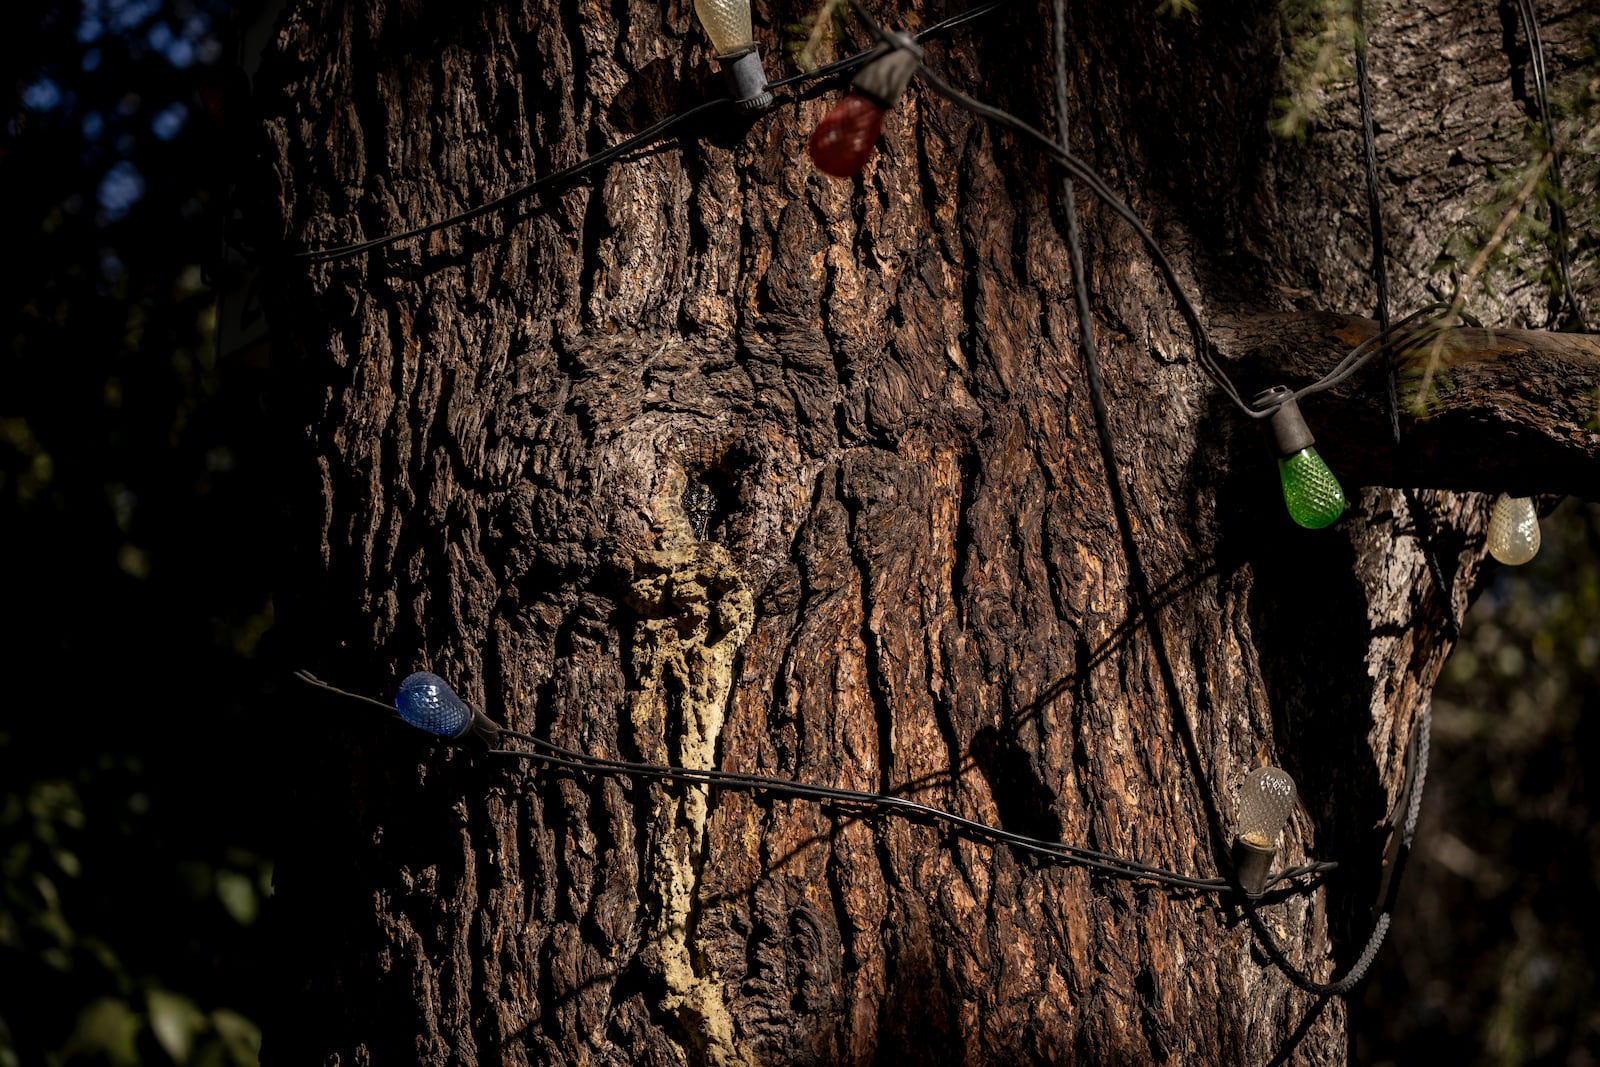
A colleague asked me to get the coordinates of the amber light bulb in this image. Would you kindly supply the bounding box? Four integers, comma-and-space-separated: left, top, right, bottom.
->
1232, 765, 1297, 898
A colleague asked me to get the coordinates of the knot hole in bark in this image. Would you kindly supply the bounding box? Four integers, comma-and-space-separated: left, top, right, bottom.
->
677, 434, 754, 544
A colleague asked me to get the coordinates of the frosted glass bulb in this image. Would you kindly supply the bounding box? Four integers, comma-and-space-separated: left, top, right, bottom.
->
693, 0, 753, 55
394, 672, 502, 741
809, 94, 887, 177
1237, 766, 1296, 849
1253, 386, 1344, 530
396, 671, 473, 737
1487, 494, 1540, 565
691, 0, 770, 111
1278, 448, 1345, 529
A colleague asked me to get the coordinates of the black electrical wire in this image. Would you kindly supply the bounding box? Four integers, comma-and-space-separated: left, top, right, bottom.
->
1354, 12, 1458, 639
1029, 0, 1434, 997
1228, 17, 1438, 995
298, 0, 1446, 429
286, 0, 1462, 993
1514, 0, 1588, 331
293, 670, 1337, 895
838, 0, 1453, 424
1240, 710, 1430, 997
295, 98, 729, 262
767, 0, 1005, 91
491, 728, 1233, 889
907, 59, 1449, 422
1038, 0, 1243, 901
294, 0, 1008, 264
1354, 25, 1398, 441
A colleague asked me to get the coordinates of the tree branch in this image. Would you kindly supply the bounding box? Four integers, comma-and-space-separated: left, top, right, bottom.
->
1214, 312, 1600, 499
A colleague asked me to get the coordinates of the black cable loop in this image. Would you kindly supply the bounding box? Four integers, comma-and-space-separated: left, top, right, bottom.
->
1215, 14, 1443, 997
1032, 0, 1440, 996
1241, 708, 1431, 997
1040, 0, 1365, 994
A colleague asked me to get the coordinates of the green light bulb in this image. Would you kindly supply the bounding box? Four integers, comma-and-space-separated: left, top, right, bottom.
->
1278, 447, 1345, 529
1254, 386, 1345, 530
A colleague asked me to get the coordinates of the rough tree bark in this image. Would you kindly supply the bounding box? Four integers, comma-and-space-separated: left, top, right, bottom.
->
257, 0, 1599, 1063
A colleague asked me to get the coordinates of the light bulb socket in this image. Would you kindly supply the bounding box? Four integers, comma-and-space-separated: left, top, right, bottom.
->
715, 47, 773, 113
1253, 386, 1315, 457
1232, 835, 1277, 898
851, 42, 922, 109
465, 706, 504, 744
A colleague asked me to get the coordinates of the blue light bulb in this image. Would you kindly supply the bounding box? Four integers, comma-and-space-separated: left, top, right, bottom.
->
395, 672, 473, 737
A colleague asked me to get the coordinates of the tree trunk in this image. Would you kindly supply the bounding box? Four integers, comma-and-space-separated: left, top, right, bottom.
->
256, 0, 1597, 1062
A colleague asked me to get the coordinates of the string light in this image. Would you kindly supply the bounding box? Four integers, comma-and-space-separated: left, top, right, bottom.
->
255, 0, 1492, 1018
279, 0, 1469, 1001
1233, 766, 1297, 897
296, 670, 1338, 893
692, 0, 773, 112
1253, 387, 1345, 529
394, 671, 503, 741
809, 35, 921, 178
1487, 494, 1541, 565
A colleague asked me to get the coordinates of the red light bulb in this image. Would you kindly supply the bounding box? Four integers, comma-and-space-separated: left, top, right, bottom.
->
808, 93, 887, 178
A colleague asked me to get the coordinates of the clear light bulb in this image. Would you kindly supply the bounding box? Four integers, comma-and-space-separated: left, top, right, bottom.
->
693, 0, 753, 55
1487, 494, 1540, 565
692, 0, 772, 112
1254, 386, 1345, 530
1232, 765, 1297, 897
1237, 766, 1297, 848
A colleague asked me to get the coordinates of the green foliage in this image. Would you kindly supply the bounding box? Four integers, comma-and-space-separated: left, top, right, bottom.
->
0, 751, 271, 1066
1155, 0, 1200, 18
1271, 0, 1361, 139
784, 0, 848, 73
1424, 29, 1600, 346
2, 2, 279, 1065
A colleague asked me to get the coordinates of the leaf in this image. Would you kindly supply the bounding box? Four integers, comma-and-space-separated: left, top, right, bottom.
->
215, 870, 258, 926
211, 1009, 263, 1066
67, 997, 142, 1067
147, 987, 206, 1064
